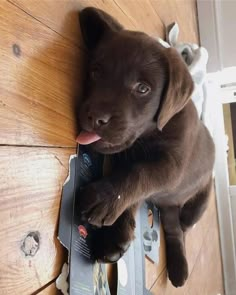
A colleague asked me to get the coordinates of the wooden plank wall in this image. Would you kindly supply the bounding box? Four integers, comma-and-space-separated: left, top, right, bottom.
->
1, 1, 222, 295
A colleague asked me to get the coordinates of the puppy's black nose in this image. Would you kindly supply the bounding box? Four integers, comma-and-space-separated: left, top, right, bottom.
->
88, 113, 111, 128
95, 115, 111, 127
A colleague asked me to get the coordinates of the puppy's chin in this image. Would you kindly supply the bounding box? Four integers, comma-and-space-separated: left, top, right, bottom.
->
90, 134, 137, 154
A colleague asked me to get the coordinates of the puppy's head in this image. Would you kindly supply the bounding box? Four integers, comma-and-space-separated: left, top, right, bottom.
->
78, 7, 194, 154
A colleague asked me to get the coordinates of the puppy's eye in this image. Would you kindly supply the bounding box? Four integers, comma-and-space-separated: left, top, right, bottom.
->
135, 82, 151, 94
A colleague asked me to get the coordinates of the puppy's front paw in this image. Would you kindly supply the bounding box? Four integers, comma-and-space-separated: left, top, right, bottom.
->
78, 180, 124, 227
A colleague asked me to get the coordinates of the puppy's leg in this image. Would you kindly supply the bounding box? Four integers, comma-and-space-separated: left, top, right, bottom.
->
79, 153, 189, 227
91, 203, 139, 263
180, 178, 212, 232
160, 206, 188, 287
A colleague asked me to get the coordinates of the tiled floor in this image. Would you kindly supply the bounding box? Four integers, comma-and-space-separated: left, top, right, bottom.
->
0, 0, 224, 294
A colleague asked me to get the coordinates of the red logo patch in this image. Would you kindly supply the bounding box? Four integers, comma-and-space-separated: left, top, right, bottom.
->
78, 225, 88, 238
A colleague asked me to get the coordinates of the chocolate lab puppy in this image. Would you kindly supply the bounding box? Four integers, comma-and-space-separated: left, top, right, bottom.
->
77, 7, 215, 287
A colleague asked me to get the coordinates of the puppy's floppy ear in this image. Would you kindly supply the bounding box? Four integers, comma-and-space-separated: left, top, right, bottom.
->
157, 48, 194, 131
79, 7, 123, 50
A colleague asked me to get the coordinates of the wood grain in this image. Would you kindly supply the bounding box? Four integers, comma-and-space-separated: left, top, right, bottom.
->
0, 1, 83, 147
150, 189, 224, 294
10, 0, 84, 47
0, 1, 224, 294
0, 147, 74, 295
37, 282, 60, 295
12, 0, 165, 42
78, 0, 165, 36
146, 189, 217, 292
109, 0, 164, 36
145, 224, 166, 290
150, 0, 199, 44
184, 213, 224, 295
10, 0, 136, 43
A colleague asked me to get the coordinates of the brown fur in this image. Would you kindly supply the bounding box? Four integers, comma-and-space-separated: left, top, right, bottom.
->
77, 7, 215, 287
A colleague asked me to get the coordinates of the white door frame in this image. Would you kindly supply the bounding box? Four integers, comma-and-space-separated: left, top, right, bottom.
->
229, 186, 236, 197
230, 185, 236, 261
208, 81, 236, 295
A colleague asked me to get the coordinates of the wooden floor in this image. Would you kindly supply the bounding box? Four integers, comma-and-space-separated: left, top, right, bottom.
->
0, 0, 224, 294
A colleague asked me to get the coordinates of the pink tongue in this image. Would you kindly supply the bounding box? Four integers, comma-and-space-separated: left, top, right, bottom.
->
76, 131, 101, 145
